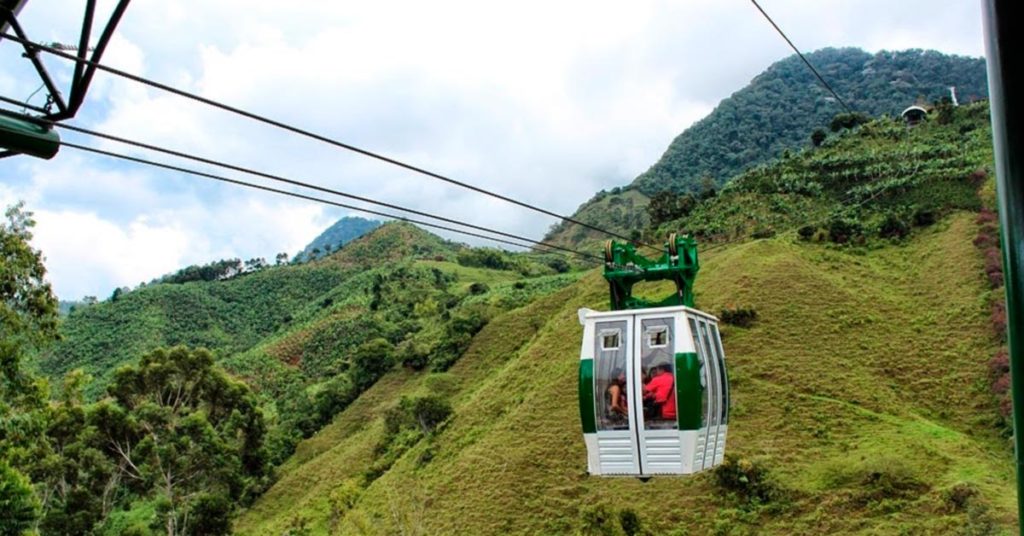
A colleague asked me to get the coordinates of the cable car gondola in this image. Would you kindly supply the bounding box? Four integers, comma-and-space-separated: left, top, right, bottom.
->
578, 234, 729, 477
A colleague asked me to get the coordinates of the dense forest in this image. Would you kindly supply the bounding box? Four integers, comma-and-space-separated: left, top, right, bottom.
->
634, 47, 987, 195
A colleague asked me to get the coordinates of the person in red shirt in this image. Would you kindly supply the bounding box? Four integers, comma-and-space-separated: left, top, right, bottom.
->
643, 362, 676, 420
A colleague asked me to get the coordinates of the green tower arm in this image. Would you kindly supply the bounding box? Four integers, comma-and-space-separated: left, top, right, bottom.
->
603, 233, 699, 311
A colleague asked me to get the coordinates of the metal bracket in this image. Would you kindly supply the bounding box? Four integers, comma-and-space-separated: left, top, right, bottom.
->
0, 0, 132, 122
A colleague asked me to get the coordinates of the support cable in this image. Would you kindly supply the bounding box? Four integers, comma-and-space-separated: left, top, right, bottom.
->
1, 31, 656, 250
58, 140, 604, 264
53, 121, 594, 260
749, 0, 854, 114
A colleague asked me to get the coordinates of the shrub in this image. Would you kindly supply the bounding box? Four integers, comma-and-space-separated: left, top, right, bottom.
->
983, 247, 1004, 288
830, 112, 870, 132
969, 168, 989, 186
992, 374, 1010, 395
577, 503, 621, 536
385, 395, 452, 437
856, 461, 928, 505
991, 300, 1007, 342
618, 509, 643, 536
826, 212, 863, 244
720, 306, 758, 328
989, 347, 1009, 378
797, 225, 816, 241
977, 208, 998, 225
752, 227, 776, 239
878, 212, 911, 239
409, 395, 452, 434
811, 128, 827, 147
942, 482, 979, 512
468, 282, 489, 295
713, 455, 783, 505
912, 209, 936, 227
350, 338, 395, 390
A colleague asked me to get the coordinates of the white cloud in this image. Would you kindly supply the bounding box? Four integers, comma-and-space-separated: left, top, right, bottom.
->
32, 209, 190, 299
2, 0, 987, 298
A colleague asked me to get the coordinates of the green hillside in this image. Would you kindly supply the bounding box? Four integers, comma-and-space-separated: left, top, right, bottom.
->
237, 212, 1013, 535
231, 102, 1013, 535
545, 47, 988, 249
39, 265, 348, 394
34, 221, 585, 480
658, 101, 993, 244
14, 75, 1009, 535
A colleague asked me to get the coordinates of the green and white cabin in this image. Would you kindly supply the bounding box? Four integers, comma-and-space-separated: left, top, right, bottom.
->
578, 234, 729, 477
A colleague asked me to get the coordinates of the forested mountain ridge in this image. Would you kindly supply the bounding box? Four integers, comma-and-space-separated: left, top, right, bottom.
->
544, 47, 988, 249
294, 216, 381, 263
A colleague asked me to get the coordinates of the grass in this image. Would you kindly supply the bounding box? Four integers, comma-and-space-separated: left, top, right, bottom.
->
236, 210, 1016, 535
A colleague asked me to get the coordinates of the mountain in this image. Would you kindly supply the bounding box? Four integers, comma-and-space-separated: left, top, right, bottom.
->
294, 216, 381, 262
544, 47, 988, 249
21, 65, 1012, 535
229, 103, 1014, 535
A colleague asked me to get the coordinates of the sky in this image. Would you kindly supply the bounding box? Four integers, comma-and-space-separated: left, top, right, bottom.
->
0, 0, 987, 300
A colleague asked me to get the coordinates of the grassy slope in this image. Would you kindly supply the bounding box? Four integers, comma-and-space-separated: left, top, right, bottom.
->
238, 211, 1014, 535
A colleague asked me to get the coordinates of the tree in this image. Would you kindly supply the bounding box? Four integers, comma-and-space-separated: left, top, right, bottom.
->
33, 371, 117, 535
93, 347, 268, 536
275, 252, 289, 266
810, 128, 827, 147
0, 459, 39, 536
647, 191, 697, 227
829, 112, 869, 132
350, 339, 394, 390
0, 202, 59, 533
698, 176, 717, 201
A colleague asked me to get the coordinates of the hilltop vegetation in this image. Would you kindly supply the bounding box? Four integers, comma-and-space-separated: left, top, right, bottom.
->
636, 48, 987, 196
655, 101, 992, 245
294, 217, 381, 263
545, 47, 988, 249
12, 221, 586, 533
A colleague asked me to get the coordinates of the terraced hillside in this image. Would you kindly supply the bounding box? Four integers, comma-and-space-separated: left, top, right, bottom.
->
237, 209, 1014, 535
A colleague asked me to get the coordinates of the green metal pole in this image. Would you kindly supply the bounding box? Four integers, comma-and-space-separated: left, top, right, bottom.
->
982, 0, 1024, 532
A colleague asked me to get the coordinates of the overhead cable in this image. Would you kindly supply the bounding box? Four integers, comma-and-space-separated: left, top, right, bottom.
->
749, 0, 854, 114
58, 140, 604, 264
1, 31, 657, 251
53, 121, 594, 260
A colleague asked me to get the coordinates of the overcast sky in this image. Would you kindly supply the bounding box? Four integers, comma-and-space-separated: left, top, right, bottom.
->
0, 0, 986, 300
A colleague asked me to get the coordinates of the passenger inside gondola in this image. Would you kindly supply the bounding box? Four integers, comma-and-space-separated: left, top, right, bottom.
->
643, 358, 676, 427
607, 368, 628, 419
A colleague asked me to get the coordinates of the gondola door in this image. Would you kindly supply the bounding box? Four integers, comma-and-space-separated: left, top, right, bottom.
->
633, 313, 686, 475
589, 318, 641, 475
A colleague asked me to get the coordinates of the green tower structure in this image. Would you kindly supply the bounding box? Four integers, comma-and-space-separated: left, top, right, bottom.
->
602, 232, 699, 311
